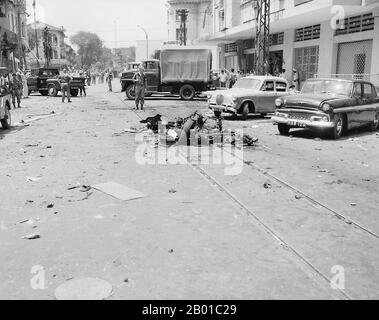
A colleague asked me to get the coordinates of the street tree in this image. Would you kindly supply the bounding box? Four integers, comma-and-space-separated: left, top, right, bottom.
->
70, 31, 104, 68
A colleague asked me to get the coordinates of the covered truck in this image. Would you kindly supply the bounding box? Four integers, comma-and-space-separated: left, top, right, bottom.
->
121, 48, 212, 101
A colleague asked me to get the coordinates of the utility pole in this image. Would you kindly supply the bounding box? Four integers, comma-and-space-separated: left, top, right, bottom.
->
32, 0, 40, 67
178, 9, 189, 46
254, 0, 271, 75
42, 26, 52, 68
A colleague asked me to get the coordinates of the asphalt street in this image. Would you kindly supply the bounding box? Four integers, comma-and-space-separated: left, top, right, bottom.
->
0, 80, 378, 299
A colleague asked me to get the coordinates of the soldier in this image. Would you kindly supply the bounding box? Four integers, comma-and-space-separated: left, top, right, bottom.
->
10, 73, 23, 108
59, 69, 73, 103
132, 66, 147, 110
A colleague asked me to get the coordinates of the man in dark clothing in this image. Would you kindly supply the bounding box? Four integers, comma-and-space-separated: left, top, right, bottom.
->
79, 72, 87, 97
106, 71, 113, 92
132, 67, 147, 110
10, 73, 23, 108
59, 70, 73, 103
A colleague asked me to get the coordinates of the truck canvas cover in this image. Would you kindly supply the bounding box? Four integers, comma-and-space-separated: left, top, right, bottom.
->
161, 49, 212, 83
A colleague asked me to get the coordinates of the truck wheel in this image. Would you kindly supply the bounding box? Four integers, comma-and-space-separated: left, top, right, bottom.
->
328, 114, 346, 139
1, 104, 11, 130
126, 85, 136, 100
39, 90, 48, 96
179, 85, 195, 101
70, 89, 79, 97
48, 85, 58, 97
241, 102, 249, 120
278, 123, 290, 136
370, 111, 379, 131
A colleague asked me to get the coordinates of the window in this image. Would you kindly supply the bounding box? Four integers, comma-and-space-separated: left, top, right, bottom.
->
276, 82, 287, 92
263, 81, 275, 91
144, 61, 158, 70
363, 83, 374, 99
295, 24, 320, 42
294, 46, 319, 82
270, 33, 284, 46
335, 13, 374, 36
354, 83, 362, 98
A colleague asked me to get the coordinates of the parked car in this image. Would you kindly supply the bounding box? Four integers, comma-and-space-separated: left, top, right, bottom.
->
0, 68, 12, 129
207, 75, 289, 119
272, 78, 379, 139
27, 68, 86, 97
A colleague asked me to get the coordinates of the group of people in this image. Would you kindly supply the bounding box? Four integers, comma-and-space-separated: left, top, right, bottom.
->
0, 70, 29, 109
213, 66, 301, 91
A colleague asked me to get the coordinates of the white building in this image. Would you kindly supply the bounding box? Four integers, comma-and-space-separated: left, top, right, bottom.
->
167, 0, 379, 86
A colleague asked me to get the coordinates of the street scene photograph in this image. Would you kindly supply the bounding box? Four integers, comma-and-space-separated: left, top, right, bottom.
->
0, 0, 379, 302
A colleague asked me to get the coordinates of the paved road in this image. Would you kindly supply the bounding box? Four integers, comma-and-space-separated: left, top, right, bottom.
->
0, 81, 378, 299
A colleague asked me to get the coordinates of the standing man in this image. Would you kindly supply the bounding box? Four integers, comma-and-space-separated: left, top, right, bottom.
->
132, 66, 147, 110
229, 69, 237, 88
10, 73, 23, 108
292, 68, 300, 91
106, 70, 113, 92
59, 69, 73, 103
79, 72, 87, 97
219, 70, 228, 88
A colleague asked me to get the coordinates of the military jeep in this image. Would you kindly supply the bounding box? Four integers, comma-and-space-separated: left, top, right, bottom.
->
27, 68, 85, 97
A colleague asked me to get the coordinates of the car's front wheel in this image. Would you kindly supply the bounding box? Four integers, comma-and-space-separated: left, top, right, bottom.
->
126, 85, 136, 100
278, 123, 290, 136
1, 104, 11, 129
241, 102, 249, 120
329, 113, 346, 139
48, 85, 58, 97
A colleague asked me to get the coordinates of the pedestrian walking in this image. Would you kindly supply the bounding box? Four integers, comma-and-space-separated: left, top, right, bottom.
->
18, 70, 28, 99
79, 72, 87, 97
219, 70, 228, 88
59, 69, 73, 103
229, 69, 237, 88
132, 66, 147, 110
10, 73, 22, 108
106, 71, 113, 92
292, 68, 300, 91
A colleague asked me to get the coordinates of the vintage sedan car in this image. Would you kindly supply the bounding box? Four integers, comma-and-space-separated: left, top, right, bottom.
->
0, 67, 12, 129
272, 78, 379, 139
207, 75, 289, 119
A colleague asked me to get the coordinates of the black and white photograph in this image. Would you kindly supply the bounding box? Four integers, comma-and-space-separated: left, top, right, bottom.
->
0, 0, 379, 303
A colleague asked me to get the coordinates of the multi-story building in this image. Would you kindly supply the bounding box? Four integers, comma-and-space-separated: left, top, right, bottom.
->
27, 21, 69, 69
167, 0, 213, 44
168, 0, 379, 86
0, 0, 28, 71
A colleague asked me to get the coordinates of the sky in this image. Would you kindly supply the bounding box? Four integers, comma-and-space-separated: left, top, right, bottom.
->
26, 0, 169, 49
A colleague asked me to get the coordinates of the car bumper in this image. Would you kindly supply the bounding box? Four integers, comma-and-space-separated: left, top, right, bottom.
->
209, 104, 237, 114
272, 115, 335, 129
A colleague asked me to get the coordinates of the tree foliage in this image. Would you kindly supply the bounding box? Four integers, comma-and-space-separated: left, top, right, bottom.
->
70, 31, 105, 68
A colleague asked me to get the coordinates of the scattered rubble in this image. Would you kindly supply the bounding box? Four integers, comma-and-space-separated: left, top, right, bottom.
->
22, 232, 40, 240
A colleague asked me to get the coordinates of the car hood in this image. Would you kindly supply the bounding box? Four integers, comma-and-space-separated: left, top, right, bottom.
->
282, 93, 345, 109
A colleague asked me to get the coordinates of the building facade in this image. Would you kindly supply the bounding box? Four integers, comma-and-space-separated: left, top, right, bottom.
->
27, 21, 69, 69
167, 0, 379, 86
0, 0, 28, 71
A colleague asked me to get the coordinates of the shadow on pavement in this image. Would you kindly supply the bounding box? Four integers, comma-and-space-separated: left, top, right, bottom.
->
0, 126, 29, 140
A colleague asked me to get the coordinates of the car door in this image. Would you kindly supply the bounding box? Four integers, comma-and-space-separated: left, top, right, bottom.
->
27, 69, 39, 91
143, 61, 159, 92
362, 83, 378, 124
349, 82, 364, 129
256, 80, 276, 113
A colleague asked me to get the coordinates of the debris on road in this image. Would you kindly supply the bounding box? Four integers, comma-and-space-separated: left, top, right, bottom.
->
25, 143, 39, 148
350, 202, 357, 207
22, 232, 40, 240
54, 278, 113, 300
26, 176, 42, 182
92, 182, 146, 201
263, 182, 272, 189
168, 188, 177, 194
47, 204, 54, 209
295, 195, 302, 200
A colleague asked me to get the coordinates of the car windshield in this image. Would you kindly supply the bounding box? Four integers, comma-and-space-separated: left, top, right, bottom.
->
233, 78, 262, 90
301, 80, 352, 96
